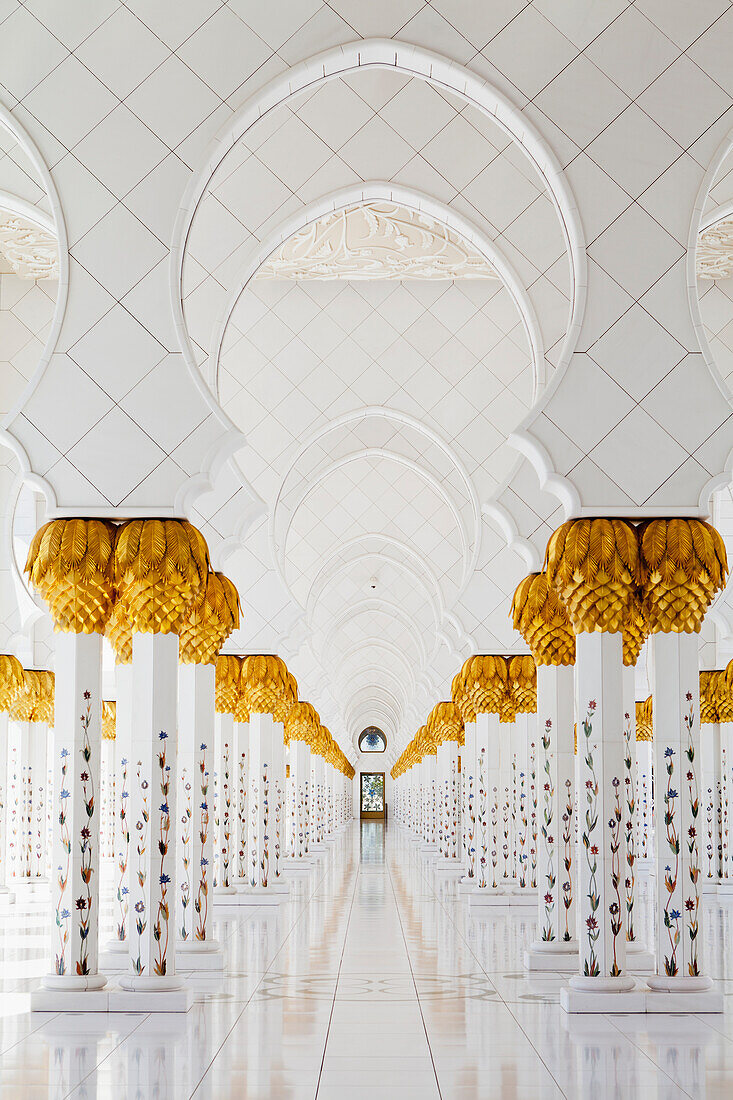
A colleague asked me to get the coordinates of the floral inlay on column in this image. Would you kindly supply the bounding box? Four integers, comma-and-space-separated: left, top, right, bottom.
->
56, 747, 71, 974
116, 758, 129, 941
581, 702, 600, 977
685, 692, 701, 975
77, 691, 95, 975
623, 712, 636, 942
195, 744, 210, 940
132, 766, 149, 976
541, 719, 555, 941
179, 768, 192, 941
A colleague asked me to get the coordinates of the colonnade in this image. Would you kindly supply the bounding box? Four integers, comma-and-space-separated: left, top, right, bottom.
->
393, 517, 729, 1014
0, 517, 354, 1011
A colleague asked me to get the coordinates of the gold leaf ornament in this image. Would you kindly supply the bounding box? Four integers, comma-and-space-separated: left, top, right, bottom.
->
545, 518, 641, 634
102, 700, 116, 740
179, 572, 241, 665
622, 591, 648, 667
33, 670, 55, 725
112, 519, 209, 635
508, 654, 537, 715
0, 654, 23, 713
639, 518, 728, 634
215, 655, 242, 715
707, 669, 732, 724
26, 518, 116, 633
510, 571, 575, 666
427, 700, 464, 745
8, 669, 42, 721
105, 600, 132, 665
635, 696, 653, 742
240, 654, 297, 722
284, 700, 320, 746
699, 671, 719, 724
461, 654, 511, 716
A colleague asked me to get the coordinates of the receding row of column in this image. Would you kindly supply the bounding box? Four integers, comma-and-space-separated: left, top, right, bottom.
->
4, 516, 354, 1012
394, 516, 729, 1015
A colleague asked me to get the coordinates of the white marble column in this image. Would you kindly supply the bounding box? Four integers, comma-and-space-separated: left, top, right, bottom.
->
636, 735, 654, 866
421, 754, 436, 849
7, 717, 29, 880
240, 712, 288, 899
498, 719, 514, 886
622, 667, 652, 969
460, 720, 476, 884
28, 720, 48, 881
102, 662, 132, 962
0, 711, 12, 900
119, 631, 185, 997
235, 719, 248, 886
271, 723, 286, 873
720, 721, 733, 887
471, 712, 503, 896
562, 632, 641, 1011
700, 720, 721, 888
214, 712, 237, 897
176, 662, 221, 968
287, 739, 312, 862
36, 632, 107, 1001
311, 754, 326, 849
526, 663, 577, 969
513, 712, 533, 894
646, 632, 720, 1008
435, 739, 461, 866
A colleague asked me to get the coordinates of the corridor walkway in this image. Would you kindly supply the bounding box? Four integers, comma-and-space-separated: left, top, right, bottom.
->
0, 823, 732, 1097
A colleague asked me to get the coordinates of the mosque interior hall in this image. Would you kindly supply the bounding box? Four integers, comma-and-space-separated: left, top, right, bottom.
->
4, 1, 733, 1096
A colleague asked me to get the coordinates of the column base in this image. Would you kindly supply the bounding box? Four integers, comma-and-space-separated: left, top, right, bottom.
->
431, 858, 463, 876
645, 976, 723, 1012
214, 885, 238, 897
108, 986, 193, 1012
233, 883, 290, 904
41, 973, 108, 992
467, 886, 528, 907
503, 888, 537, 906
0, 890, 15, 905
281, 859, 316, 875
702, 878, 721, 894
717, 882, 733, 898
524, 940, 579, 971
31, 988, 110, 1012
118, 973, 185, 992
561, 977, 645, 1014
457, 877, 477, 894
176, 940, 224, 970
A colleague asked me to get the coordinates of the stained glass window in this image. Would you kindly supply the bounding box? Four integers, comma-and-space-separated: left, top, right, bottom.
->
359, 726, 386, 753
361, 772, 385, 812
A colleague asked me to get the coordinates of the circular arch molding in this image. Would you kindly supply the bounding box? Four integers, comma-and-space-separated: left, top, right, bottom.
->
0, 103, 69, 508
171, 37, 586, 393
206, 181, 546, 401
689, 126, 733, 515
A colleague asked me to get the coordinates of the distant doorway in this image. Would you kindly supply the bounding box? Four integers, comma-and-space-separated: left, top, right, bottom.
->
360, 772, 385, 820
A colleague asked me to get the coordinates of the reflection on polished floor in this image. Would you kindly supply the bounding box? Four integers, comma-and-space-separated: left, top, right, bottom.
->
3, 822, 733, 1097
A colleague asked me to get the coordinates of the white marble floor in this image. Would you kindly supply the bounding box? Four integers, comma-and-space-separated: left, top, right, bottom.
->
3, 823, 733, 1096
